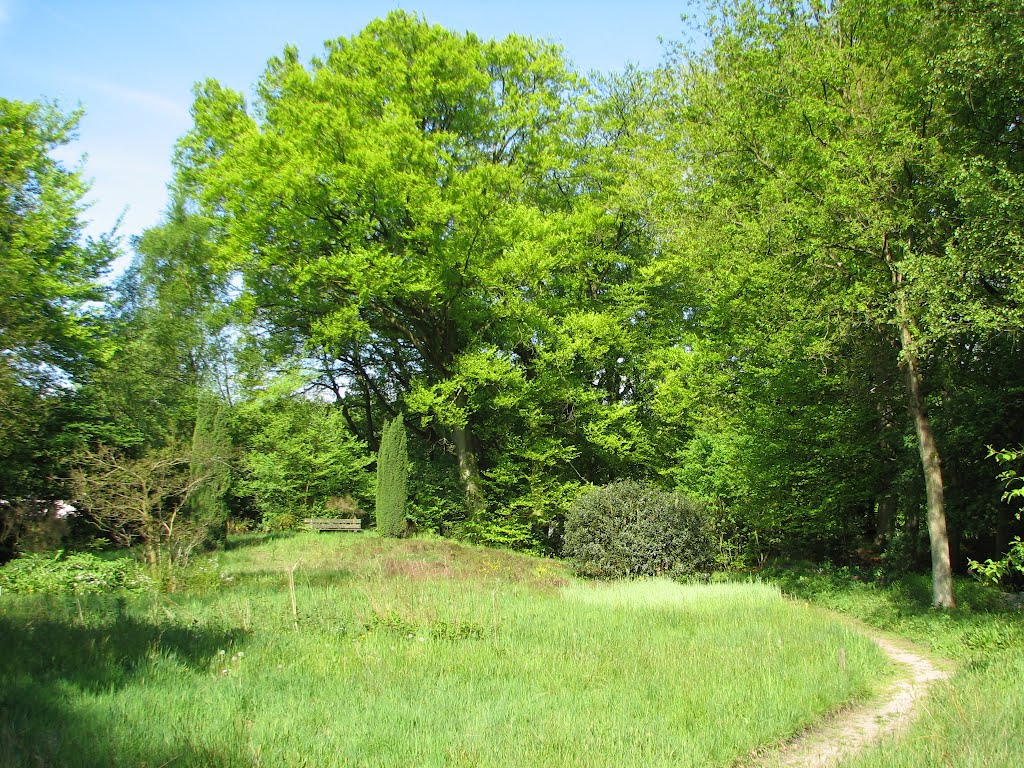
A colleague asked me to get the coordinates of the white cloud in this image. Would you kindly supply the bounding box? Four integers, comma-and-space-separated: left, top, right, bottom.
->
75, 77, 189, 123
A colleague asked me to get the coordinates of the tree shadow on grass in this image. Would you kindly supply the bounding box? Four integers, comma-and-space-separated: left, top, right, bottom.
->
0, 607, 250, 767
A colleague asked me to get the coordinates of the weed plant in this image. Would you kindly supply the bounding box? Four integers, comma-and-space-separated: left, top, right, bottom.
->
1, 535, 888, 767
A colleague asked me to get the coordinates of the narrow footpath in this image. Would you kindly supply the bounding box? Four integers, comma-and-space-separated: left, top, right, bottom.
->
749, 629, 952, 768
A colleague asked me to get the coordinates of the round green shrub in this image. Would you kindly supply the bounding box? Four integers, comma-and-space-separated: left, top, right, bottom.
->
563, 480, 713, 579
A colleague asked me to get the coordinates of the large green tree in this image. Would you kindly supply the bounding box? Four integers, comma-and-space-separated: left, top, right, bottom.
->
653, 0, 1024, 606
174, 13, 659, 545
0, 98, 114, 555
0, 99, 111, 389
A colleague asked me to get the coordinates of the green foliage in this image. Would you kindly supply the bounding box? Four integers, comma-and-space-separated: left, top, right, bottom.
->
9, 2, 1017, 571
187, 394, 232, 548
235, 394, 372, 530
173, 13, 663, 544
403, 446, 464, 535
969, 446, 1024, 589
0, 98, 115, 552
375, 416, 409, 537
641, 0, 1024, 583
563, 480, 713, 580
0, 551, 152, 595
968, 546, 1024, 590
0, 98, 112, 386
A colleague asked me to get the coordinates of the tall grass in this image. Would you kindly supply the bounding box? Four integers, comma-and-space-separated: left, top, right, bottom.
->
0, 535, 888, 767
766, 566, 1024, 767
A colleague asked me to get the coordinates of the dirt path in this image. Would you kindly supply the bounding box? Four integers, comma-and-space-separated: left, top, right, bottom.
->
748, 628, 952, 768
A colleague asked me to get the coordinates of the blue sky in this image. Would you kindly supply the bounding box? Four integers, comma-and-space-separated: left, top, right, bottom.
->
1, 1, 697, 248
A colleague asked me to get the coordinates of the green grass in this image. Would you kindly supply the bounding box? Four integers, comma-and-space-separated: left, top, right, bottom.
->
1, 535, 888, 767
764, 565, 1024, 768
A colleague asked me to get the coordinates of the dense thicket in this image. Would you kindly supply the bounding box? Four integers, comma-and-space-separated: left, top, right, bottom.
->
4, 5, 1023, 603
648, 0, 1024, 606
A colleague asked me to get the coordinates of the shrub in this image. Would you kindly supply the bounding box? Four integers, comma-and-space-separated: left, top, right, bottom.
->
375, 415, 409, 537
563, 480, 714, 579
0, 551, 152, 595
262, 511, 300, 533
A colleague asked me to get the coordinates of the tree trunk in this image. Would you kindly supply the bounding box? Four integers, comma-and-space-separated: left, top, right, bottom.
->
898, 317, 956, 608
452, 424, 486, 517
875, 397, 900, 547
143, 538, 158, 572
875, 492, 897, 547
358, 375, 378, 453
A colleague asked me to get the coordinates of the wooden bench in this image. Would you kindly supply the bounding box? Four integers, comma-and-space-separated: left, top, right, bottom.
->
304, 517, 362, 532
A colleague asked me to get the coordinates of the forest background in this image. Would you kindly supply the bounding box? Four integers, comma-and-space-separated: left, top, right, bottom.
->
3, 0, 1023, 609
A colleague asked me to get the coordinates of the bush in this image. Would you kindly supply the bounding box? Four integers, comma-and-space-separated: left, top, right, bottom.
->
0, 551, 153, 595
375, 416, 409, 537
563, 481, 714, 579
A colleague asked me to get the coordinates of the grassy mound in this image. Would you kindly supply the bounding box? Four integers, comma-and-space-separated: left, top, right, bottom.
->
1, 535, 887, 767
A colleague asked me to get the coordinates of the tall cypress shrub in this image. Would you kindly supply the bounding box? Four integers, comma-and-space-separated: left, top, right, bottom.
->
189, 394, 232, 548
375, 415, 408, 537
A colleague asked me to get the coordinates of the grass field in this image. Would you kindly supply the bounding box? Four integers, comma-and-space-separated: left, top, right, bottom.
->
767, 566, 1024, 768
0, 534, 888, 767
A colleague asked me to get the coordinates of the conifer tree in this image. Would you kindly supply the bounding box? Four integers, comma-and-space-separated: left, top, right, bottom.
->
375, 416, 408, 537
189, 393, 232, 548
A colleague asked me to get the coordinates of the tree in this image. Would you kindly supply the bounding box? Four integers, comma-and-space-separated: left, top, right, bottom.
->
174, 13, 579, 517
0, 98, 114, 557
173, 13, 660, 545
78, 200, 233, 453
70, 444, 211, 571
375, 415, 409, 537
653, 0, 1024, 606
234, 391, 372, 530
0, 99, 111, 389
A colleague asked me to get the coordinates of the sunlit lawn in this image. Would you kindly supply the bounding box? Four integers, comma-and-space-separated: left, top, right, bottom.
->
0, 534, 888, 767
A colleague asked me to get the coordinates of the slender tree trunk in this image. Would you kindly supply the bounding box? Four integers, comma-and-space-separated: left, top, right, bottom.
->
358, 375, 378, 452
885, 235, 955, 608
875, 397, 900, 547
875, 492, 897, 547
898, 317, 956, 608
451, 424, 486, 517
143, 536, 158, 571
